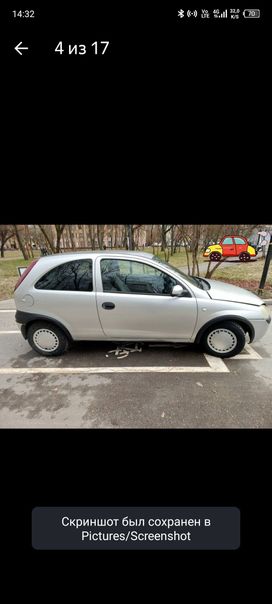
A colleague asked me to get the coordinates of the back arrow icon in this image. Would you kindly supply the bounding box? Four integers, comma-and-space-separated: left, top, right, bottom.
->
15, 42, 29, 55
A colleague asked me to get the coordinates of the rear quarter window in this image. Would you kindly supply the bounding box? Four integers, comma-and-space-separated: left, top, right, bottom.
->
35, 260, 93, 291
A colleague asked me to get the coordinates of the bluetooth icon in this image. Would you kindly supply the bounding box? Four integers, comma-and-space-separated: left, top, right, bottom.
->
177, 9, 185, 18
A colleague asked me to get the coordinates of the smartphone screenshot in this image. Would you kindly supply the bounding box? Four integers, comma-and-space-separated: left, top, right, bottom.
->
2, 2, 270, 590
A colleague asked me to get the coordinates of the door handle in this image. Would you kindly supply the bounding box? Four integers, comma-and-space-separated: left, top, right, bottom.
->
102, 302, 115, 310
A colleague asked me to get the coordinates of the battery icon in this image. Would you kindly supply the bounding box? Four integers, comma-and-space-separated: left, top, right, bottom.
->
243, 9, 261, 18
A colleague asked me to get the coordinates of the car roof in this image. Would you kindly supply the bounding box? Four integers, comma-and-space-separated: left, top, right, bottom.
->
221, 235, 247, 239
38, 250, 155, 261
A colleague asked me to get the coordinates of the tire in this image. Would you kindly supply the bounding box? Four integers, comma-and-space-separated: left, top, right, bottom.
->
27, 321, 69, 356
239, 251, 251, 262
201, 321, 246, 358
210, 252, 222, 262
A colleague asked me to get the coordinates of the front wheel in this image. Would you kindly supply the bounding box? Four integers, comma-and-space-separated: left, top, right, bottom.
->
27, 321, 69, 356
201, 321, 246, 357
239, 251, 251, 262
209, 251, 222, 262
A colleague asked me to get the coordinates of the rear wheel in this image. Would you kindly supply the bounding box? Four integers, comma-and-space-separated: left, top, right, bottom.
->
201, 321, 246, 357
210, 251, 222, 262
239, 251, 251, 262
27, 321, 69, 356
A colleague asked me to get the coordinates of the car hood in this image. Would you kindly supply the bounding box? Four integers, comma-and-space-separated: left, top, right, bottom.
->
205, 279, 262, 306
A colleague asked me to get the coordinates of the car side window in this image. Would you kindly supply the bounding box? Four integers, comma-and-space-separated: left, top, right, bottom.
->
234, 237, 246, 244
100, 259, 178, 295
222, 237, 234, 245
35, 260, 93, 291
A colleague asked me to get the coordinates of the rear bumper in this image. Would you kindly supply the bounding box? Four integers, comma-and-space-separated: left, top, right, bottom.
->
15, 310, 33, 324
20, 324, 27, 339
15, 311, 30, 339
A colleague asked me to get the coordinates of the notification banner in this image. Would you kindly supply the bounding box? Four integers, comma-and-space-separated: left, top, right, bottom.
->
32, 506, 240, 550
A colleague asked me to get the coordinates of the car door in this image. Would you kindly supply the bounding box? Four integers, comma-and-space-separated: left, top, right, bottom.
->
33, 258, 104, 339
234, 237, 247, 256
95, 257, 198, 340
221, 237, 236, 256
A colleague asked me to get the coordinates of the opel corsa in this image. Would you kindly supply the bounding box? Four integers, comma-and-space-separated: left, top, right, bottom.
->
14, 251, 271, 357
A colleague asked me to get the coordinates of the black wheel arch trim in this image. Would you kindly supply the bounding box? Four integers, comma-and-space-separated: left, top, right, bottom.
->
195, 316, 255, 344
15, 310, 73, 342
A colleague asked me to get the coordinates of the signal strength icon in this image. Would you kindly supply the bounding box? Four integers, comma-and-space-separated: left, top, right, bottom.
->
218, 9, 228, 18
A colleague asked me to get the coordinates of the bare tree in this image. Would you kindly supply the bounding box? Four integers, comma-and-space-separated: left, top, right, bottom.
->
96, 225, 105, 249
192, 225, 201, 276
68, 225, 76, 250
37, 225, 66, 253
177, 225, 193, 274
24, 225, 34, 258
159, 225, 172, 252
124, 225, 133, 250
108, 225, 113, 249
88, 225, 96, 249
124, 225, 143, 250
0, 225, 15, 258
113, 225, 118, 248
14, 225, 30, 260
170, 225, 175, 255
147, 225, 154, 248
133, 225, 145, 250
37, 225, 55, 253
55, 225, 66, 253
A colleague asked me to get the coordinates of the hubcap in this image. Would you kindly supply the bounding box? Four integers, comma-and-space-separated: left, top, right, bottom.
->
207, 329, 237, 353
33, 328, 59, 352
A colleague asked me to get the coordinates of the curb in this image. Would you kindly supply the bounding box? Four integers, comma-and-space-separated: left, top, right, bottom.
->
0, 299, 15, 310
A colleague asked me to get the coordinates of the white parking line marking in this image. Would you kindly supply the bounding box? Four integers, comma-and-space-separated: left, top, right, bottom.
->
0, 331, 20, 334
204, 354, 229, 371
0, 310, 16, 312
0, 364, 229, 374
227, 344, 262, 360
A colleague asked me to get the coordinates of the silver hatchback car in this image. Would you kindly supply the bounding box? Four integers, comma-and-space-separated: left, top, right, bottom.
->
14, 251, 271, 357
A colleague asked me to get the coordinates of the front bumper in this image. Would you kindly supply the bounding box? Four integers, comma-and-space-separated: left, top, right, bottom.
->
250, 317, 271, 342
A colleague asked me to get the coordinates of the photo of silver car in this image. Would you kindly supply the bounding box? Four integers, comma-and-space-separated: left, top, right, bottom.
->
14, 251, 271, 358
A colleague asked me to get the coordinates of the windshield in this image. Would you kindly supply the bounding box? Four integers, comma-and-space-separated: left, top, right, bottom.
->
152, 256, 204, 289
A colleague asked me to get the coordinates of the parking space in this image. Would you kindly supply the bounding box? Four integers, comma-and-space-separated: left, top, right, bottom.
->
0, 307, 271, 428
0, 333, 229, 373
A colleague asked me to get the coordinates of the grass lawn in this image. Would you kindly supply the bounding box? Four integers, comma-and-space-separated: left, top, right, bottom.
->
144, 247, 189, 267
209, 257, 272, 298
0, 254, 39, 300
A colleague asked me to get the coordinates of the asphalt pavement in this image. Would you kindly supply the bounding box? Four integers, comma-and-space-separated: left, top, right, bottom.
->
0, 300, 271, 428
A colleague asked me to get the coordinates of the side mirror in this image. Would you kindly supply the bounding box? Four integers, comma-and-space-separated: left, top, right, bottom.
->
172, 284, 184, 297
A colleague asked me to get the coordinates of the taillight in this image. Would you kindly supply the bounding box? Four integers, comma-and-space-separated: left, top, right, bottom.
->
14, 259, 39, 291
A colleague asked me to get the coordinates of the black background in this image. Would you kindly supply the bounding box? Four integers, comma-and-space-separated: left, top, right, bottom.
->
3, 2, 270, 591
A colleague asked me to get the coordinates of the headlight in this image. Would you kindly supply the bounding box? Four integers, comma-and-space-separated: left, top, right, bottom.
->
205, 248, 211, 253
260, 304, 269, 320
